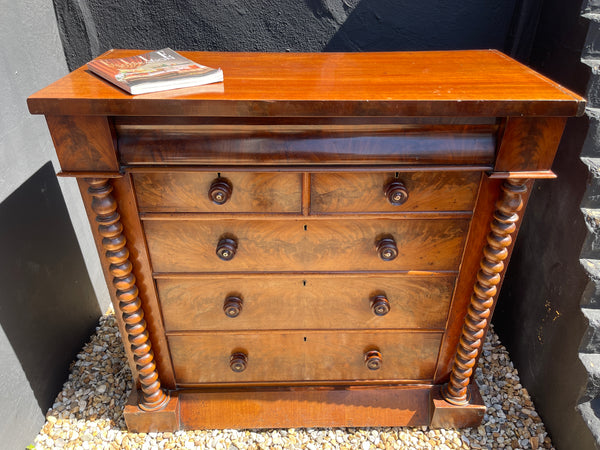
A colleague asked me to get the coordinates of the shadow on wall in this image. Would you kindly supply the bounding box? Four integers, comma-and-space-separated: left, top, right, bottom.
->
0, 162, 100, 413
324, 0, 516, 51
54, 0, 518, 71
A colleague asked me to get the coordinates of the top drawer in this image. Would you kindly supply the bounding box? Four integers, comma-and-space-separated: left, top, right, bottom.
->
117, 119, 497, 166
133, 172, 302, 213
311, 171, 481, 213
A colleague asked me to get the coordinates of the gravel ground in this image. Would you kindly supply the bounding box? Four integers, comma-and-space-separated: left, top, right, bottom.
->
33, 311, 554, 449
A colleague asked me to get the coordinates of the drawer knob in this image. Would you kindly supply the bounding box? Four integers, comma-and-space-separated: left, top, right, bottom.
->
216, 237, 238, 261
376, 236, 398, 261
371, 295, 391, 316
209, 177, 233, 205
224, 296, 243, 318
230, 352, 248, 372
364, 349, 383, 370
384, 180, 409, 206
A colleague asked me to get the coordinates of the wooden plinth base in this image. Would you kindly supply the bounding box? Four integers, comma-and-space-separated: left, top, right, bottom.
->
180, 385, 429, 429
429, 384, 486, 428
123, 383, 486, 431
124, 390, 180, 432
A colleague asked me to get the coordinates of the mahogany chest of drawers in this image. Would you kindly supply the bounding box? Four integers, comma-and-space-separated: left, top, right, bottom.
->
28, 50, 584, 431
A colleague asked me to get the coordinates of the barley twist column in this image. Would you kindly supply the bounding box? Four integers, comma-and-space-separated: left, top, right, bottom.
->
87, 178, 169, 411
442, 178, 527, 406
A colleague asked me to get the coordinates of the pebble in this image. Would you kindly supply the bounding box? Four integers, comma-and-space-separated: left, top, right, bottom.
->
33, 315, 555, 449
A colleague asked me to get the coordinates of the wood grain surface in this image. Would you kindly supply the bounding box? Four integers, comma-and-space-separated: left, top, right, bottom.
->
29, 48, 582, 431
110, 175, 177, 388
118, 122, 496, 166
168, 331, 442, 384
156, 274, 456, 331
495, 117, 567, 172
179, 386, 430, 428
143, 218, 470, 272
133, 172, 302, 213
28, 50, 584, 117
46, 115, 118, 171
311, 171, 481, 213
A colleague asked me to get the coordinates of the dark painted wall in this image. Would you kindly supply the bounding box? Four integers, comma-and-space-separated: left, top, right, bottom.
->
492, 0, 596, 448
54, 0, 518, 70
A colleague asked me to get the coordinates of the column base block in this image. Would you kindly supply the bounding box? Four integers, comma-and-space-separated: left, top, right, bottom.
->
430, 384, 486, 428
124, 390, 180, 432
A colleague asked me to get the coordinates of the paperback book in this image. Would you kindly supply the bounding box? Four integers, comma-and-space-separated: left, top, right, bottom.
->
87, 48, 224, 95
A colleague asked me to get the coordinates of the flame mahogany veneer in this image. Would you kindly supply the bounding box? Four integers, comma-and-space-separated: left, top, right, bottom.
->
28, 50, 584, 431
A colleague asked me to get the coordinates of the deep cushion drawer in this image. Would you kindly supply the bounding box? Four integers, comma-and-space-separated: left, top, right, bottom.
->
311, 171, 481, 213
157, 275, 455, 332
117, 120, 497, 166
133, 172, 302, 213
168, 331, 442, 384
144, 218, 470, 272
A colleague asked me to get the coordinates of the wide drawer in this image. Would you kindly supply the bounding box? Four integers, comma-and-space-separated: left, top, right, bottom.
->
168, 331, 442, 384
157, 275, 455, 331
133, 172, 302, 213
117, 120, 497, 166
144, 218, 470, 272
311, 171, 480, 213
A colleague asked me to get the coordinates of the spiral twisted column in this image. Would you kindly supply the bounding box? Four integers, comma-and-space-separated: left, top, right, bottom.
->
86, 178, 169, 411
442, 178, 528, 406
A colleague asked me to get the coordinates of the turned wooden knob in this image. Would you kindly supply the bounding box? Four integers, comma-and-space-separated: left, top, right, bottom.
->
216, 237, 238, 261
371, 295, 391, 316
376, 236, 398, 261
384, 180, 409, 206
209, 177, 233, 205
230, 352, 247, 372
224, 296, 243, 318
364, 350, 383, 370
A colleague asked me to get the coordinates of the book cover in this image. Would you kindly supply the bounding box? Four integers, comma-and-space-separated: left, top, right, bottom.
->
87, 48, 224, 95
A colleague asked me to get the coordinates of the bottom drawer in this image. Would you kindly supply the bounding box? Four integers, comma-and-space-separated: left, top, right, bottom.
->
169, 331, 442, 385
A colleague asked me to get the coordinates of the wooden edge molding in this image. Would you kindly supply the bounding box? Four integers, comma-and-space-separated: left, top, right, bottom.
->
122, 165, 494, 173
57, 171, 124, 178
488, 170, 556, 179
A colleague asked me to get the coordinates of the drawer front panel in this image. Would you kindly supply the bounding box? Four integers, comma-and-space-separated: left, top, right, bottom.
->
311, 171, 481, 213
168, 331, 442, 384
117, 122, 497, 166
158, 275, 455, 331
133, 172, 302, 213
144, 218, 470, 272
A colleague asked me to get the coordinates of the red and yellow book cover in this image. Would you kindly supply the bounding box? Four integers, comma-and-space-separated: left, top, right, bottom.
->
87, 48, 223, 94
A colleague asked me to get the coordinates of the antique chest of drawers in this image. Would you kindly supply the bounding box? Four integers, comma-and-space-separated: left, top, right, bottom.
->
28, 50, 584, 431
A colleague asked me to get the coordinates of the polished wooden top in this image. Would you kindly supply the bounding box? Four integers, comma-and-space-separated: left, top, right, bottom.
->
28, 49, 585, 117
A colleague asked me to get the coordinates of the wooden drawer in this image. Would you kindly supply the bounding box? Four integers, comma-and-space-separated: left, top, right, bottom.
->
157, 275, 455, 331
168, 331, 442, 384
117, 120, 497, 166
133, 172, 302, 213
144, 218, 469, 273
311, 171, 481, 213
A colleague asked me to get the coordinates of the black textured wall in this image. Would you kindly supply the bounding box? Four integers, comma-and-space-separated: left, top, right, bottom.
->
491, 0, 596, 448
53, 0, 518, 70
